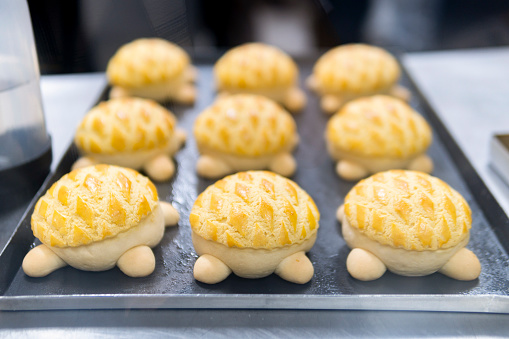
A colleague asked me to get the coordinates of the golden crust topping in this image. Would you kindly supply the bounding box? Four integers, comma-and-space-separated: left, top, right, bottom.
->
214, 43, 298, 90
326, 95, 431, 158
106, 38, 190, 87
190, 171, 319, 249
194, 94, 297, 156
75, 97, 176, 155
313, 44, 400, 94
31, 165, 159, 248
344, 170, 471, 251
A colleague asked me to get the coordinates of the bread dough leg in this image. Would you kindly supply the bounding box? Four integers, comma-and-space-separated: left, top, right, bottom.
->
71, 157, 97, 171
109, 86, 129, 99
185, 66, 198, 82
175, 83, 196, 105
194, 254, 232, 284
284, 87, 306, 112
196, 155, 232, 179
216, 91, 230, 100
143, 155, 175, 181
175, 128, 187, 149
305, 75, 318, 91
336, 160, 368, 181
269, 153, 296, 177
390, 85, 411, 102
321, 95, 343, 114
337, 204, 345, 222
160, 201, 180, 226
22, 244, 67, 277
408, 154, 434, 174
275, 251, 314, 284
439, 248, 481, 281
117, 245, 156, 277
346, 248, 387, 281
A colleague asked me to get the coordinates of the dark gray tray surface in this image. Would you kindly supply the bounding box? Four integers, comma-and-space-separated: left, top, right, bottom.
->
1, 64, 509, 312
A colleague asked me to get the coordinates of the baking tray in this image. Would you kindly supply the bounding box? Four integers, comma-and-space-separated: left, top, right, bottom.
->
1, 63, 509, 313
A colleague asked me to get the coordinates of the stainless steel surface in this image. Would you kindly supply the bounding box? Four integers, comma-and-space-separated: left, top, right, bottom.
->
40, 72, 107, 171
1, 309, 509, 338
403, 47, 509, 218
1, 294, 509, 313
490, 135, 509, 187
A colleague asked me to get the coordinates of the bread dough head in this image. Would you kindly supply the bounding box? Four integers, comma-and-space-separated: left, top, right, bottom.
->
75, 97, 177, 155
194, 94, 297, 157
106, 38, 190, 88
189, 171, 319, 249
214, 43, 298, 91
344, 170, 471, 251
313, 44, 400, 95
31, 165, 159, 247
326, 95, 431, 159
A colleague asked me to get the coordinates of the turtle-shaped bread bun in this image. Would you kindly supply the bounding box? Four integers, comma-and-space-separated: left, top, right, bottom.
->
22, 165, 180, 278
307, 44, 410, 114
73, 97, 186, 182
214, 43, 306, 112
190, 171, 320, 284
194, 94, 299, 179
325, 95, 433, 181
337, 170, 481, 281
107, 38, 196, 104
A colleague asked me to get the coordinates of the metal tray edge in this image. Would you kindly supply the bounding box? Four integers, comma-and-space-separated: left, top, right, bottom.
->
0, 294, 508, 313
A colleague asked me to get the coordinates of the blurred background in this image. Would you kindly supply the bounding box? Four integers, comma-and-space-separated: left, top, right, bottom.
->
28, 0, 509, 74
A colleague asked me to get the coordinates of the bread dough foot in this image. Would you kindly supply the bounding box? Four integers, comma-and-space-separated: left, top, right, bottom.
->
346, 248, 387, 281
408, 154, 434, 173
175, 128, 187, 148
269, 153, 296, 177
336, 160, 368, 181
216, 91, 230, 100
305, 75, 318, 91
337, 204, 345, 222
71, 156, 97, 171
321, 95, 343, 114
109, 86, 129, 99
284, 87, 306, 112
194, 254, 232, 284
22, 244, 67, 277
143, 155, 175, 181
186, 66, 198, 82
196, 155, 232, 179
275, 251, 314, 284
175, 84, 196, 105
391, 85, 411, 102
160, 201, 180, 226
117, 245, 156, 277
439, 248, 481, 281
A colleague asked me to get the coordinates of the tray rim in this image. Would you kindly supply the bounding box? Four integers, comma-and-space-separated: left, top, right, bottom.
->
1, 62, 509, 313
0, 293, 508, 313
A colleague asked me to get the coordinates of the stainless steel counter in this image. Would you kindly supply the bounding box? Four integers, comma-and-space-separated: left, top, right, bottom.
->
403, 47, 509, 217
1, 49, 509, 336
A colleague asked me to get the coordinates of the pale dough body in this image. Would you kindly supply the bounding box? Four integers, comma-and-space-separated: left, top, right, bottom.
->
308, 74, 410, 114
193, 231, 316, 279
23, 202, 180, 277
341, 214, 468, 276
74, 130, 185, 170
196, 137, 298, 178
217, 87, 306, 113
327, 142, 433, 181
110, 66, 197, 104
48, 203, 165, 271
73, 129, 186, 181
